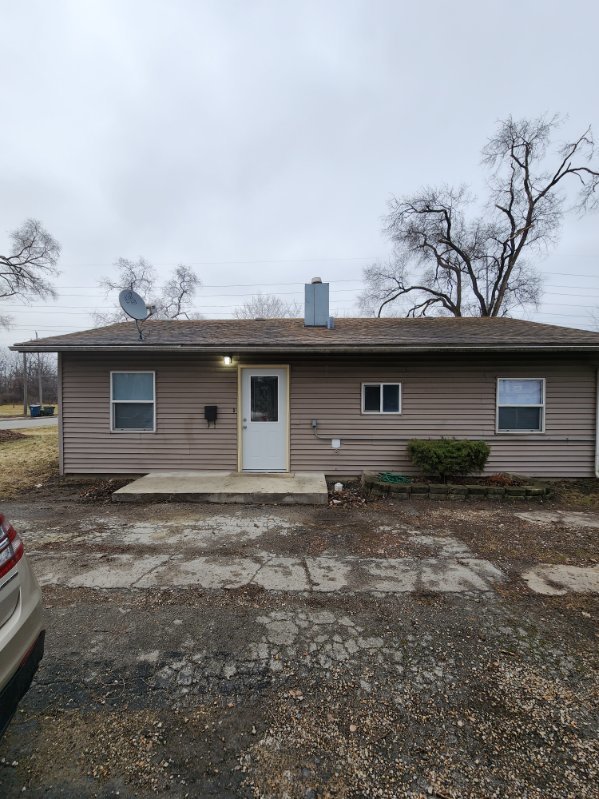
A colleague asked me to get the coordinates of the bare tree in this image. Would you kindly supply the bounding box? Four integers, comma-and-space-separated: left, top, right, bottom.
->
159, 265, 201, 319
93, 258, 201, 325
0, 219, 60, 327
233, 293, 301, 319
360, 116, 599, 318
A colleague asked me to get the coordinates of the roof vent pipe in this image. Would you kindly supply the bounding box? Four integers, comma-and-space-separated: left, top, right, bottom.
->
304, 278, 329, 327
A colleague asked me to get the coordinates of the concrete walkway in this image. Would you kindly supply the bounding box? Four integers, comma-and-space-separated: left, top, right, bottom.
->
32, 551, 504, 593
0, 416, 58, 430
113, 471, 329, 505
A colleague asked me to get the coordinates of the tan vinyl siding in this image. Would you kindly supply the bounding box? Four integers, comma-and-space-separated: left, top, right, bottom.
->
62, 353, 238, 473
288, 354, 596, 478
61, 351, 597, 478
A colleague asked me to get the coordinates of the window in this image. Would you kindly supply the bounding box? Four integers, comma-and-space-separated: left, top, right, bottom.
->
111, 372, 155, 432
496, 378, 545, 433
362, 383, 401, 414
251, 375, 278, 422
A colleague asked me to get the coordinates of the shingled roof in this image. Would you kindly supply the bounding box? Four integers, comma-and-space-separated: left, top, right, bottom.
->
11, 317, 599, 353
12, 317, 599, 352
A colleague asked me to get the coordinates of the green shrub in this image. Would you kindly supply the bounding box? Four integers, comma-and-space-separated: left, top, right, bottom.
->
407, 438, 490, 481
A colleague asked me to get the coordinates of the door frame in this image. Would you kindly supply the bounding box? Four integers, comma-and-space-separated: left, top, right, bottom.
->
237, 364, 291, 473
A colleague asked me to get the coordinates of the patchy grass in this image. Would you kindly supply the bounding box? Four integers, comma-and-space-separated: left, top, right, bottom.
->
552, 479, 599, 509
0, 426, 59, 498
0, 402, 26, 417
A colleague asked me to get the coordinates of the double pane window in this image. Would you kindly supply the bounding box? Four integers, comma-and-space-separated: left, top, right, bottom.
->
111, 372, 155, 431
362, 383, 401, 414
497, 378, 544, 432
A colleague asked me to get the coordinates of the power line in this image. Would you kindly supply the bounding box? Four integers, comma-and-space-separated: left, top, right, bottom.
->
49, 253, 599, 270
56, 256, 377, 269
52, 279, 365, 290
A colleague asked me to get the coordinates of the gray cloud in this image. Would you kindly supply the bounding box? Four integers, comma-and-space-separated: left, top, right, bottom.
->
1, 0, 598, 345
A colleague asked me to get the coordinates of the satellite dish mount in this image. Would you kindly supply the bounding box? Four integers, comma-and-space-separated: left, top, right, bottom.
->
119, 289, 154, 340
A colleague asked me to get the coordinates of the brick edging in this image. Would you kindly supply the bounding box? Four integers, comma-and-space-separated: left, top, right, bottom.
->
362, 473, 552, 501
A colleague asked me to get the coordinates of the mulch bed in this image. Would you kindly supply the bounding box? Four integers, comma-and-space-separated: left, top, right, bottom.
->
0, 430, 27, 444
79, 479, 131, 502
328, 482, 369, 508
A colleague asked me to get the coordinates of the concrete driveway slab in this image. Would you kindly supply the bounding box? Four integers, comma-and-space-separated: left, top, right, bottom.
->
29, 550, 505, 593
522, 563, 599, 595
516, 510, 599, 529
2, 495, 597, 798
136, 555, 262, 589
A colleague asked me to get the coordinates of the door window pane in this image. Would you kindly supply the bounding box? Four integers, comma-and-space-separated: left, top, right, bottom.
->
497, 407, 542, 431
251, 376, 278, 422
382, 384, 400, 413
498, 379, 542, 405
112, 372, 154, 401
363, 385, 381, 412
113, 403, 154, 430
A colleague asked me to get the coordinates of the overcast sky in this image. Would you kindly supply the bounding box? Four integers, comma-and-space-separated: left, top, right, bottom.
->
1, 0, 598, 348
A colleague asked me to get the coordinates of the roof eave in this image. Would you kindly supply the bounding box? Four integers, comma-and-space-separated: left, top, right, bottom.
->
10, 343, 599, 353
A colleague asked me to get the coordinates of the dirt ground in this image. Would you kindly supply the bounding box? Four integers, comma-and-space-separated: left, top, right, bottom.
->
0, 484, 597, 798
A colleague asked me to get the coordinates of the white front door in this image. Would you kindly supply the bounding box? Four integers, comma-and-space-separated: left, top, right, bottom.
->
241, 368, 288, 471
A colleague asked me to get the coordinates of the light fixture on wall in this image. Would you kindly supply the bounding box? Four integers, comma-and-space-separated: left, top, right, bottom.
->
223, 355, 233, 366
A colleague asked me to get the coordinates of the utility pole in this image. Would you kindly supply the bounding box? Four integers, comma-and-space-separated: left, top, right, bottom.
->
36, 332, 43, 405
22, 352, 28, 416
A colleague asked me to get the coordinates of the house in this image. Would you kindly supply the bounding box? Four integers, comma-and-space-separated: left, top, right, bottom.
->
12, 279, 599, 479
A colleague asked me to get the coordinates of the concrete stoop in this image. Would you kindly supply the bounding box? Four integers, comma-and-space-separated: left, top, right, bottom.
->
112, 471, 328, 505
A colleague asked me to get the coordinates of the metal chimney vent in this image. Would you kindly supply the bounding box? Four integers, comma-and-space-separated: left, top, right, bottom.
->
304, 279, 329, 327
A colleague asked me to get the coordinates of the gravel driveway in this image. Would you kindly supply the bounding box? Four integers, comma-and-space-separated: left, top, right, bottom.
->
0, 493, 597, 798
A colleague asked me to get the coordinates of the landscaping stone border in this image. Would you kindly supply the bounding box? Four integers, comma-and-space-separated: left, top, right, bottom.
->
362, 472, 552, 501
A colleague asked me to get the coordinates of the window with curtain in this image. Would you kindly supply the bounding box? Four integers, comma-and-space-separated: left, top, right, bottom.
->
111, 372, 155, 431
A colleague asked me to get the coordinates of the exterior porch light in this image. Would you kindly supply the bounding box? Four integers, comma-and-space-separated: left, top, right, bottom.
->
223, 355, 233, 366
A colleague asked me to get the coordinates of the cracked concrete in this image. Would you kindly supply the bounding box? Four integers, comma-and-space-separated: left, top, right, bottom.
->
32, 548, 505, 593
9, 501, 599, 598
19, 510, 303, 549
522, 564, 599, 596
2, 495, 598, 797
515, 510, 599, 529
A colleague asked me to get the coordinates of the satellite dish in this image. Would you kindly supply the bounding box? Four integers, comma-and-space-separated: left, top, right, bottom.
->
119, 289, 149, 321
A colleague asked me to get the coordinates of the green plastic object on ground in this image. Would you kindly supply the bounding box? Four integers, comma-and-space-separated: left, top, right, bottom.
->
377, 472, 412, 484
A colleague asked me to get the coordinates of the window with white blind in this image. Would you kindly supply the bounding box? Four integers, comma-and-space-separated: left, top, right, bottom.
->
110, 372, 155, 432
496, 378, 545, 433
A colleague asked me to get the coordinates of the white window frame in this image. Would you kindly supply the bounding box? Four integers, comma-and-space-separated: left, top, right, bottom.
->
110, 371, 156, 433
496, 377, 545, 434
361, 382, 402, 415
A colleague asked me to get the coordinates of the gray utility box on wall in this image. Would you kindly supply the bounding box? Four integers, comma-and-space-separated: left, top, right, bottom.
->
304, 278, 330, 327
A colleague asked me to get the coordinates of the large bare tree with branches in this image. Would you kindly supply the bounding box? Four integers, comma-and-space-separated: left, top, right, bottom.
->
233, 293, 301, 319
359, 116, 599, 318
93, 258, 202, 325
0, 218, 60, 328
